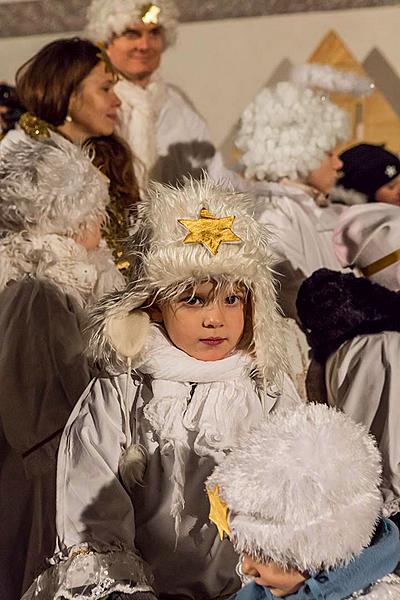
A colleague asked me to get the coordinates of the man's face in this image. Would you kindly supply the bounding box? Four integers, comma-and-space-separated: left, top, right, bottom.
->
107, 22, 164, 86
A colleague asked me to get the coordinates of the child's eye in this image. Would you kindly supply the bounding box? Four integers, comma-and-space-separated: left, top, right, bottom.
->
182, 295, 202, 306
225, 295, 242, 305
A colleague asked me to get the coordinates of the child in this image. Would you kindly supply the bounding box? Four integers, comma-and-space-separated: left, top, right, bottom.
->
0, 135, 124, 598
207, 403, 400, 599
297, 203, 400, 521
23, 178, 299, 599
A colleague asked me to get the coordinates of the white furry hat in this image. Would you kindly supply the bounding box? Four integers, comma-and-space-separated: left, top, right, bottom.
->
86, 0, 179, 46
0, 134, 109, 237
333, 203, 400, 291
236, 81, 349, 182
207, 403, 382, 573
87, 177, 285, 387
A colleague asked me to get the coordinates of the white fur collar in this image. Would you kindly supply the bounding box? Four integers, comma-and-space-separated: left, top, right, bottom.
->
0, 233, 124, 306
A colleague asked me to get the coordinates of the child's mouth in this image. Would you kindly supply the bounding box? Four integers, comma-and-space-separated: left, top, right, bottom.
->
200, 338, 226, 346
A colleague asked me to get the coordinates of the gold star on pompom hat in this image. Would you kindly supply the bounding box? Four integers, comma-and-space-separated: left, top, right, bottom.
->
207, 484, 231, 540
178, 208, 242, 255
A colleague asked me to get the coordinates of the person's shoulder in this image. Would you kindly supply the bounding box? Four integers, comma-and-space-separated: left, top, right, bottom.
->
229, 581, 271, 600
165, 83, 206, 122
0, 276, 66, 307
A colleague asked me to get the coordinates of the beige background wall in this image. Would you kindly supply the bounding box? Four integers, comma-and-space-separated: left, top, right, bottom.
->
0, 5, 398, 148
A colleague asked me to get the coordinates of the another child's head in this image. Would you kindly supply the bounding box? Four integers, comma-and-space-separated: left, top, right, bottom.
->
336, 143, 400, 205
207, 403, 382, 597
89, 178, 284, 385
236, 78, 348, 193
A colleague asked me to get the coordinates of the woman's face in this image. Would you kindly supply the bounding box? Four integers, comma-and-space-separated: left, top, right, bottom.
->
375, 175, 400, 206
306, 151, 343, 194
65, 62, 121, 142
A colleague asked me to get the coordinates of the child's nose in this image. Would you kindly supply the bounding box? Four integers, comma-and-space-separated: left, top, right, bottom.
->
203, 304, 223, 328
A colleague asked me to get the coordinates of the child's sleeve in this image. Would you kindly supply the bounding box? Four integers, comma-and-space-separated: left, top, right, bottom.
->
22, 375, 156, 600
325, 332, 400, 517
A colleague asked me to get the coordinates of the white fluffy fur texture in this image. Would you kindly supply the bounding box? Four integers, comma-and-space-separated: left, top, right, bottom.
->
236, 81, 349, 182
86, 0, 179, 46
331, 185, 368, 206
0, 135, 109, 237
291, 64, 374, 97
207, 403, 383, 572
87, 177, 286, 388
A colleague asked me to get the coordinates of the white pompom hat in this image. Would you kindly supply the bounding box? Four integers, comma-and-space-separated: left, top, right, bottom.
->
236, 81, 349, 182
207, 403, 382, 573
333, 203, 400, 291
0, 134, 109, 237
86, 0, 179, 46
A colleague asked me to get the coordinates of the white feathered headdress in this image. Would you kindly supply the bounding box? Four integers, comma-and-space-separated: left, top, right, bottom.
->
86, 177, 286, 388
86, 0, 179, 46
0, 133, 109, 237
207, 403, 382, 573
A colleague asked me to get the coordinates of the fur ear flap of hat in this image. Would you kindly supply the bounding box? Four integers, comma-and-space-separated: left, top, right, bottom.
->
333, 203, 400, 290
0, 134, 109, 236
86, 0, 179, 46
207, 403, 382, 573
86, 177, 286, 388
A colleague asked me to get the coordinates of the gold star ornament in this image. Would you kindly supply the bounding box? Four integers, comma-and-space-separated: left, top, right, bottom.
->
178, 208, 242, 255
207, 484, 231, 540
141, 3, 161, 24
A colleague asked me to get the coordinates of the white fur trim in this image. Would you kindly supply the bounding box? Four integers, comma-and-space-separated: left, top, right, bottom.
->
0, 132, 109, 237
331, 185, 368, 206
236, 81, 349, 182
86, 0, 179, 46
119, 444, 147, 491
208, 403, 382, 572
291, 64, 374, 97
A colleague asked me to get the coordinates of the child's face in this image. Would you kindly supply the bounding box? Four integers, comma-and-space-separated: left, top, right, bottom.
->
241, 554, 306, 597
152, 282, 246, 361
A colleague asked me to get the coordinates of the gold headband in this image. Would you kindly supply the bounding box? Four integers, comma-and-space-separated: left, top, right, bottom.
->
141, 3, 161, 24
361, 248, 400, 277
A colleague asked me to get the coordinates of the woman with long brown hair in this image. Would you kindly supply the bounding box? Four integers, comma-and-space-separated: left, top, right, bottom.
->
2, 37, 140, 266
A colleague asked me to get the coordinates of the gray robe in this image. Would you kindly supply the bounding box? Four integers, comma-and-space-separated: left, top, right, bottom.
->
0, 277, 90, 598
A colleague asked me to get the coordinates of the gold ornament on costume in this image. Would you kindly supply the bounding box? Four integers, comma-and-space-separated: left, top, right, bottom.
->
207, 484, 231, 540
19, 112, 54, 139
141, 3, 161, 24
178, 208, 242, 255
96, 42, 118, 79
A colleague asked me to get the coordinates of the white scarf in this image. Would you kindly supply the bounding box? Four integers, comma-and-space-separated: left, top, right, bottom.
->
0, 233, 125, 306
115, 72, 168, 190
139, 327, 264, 535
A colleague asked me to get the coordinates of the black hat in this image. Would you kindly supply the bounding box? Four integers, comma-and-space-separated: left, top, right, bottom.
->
337, 143, 400, 202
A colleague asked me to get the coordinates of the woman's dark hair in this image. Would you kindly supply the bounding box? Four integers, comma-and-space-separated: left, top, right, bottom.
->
86, 134, 141, 259
16, 38, 100, 127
